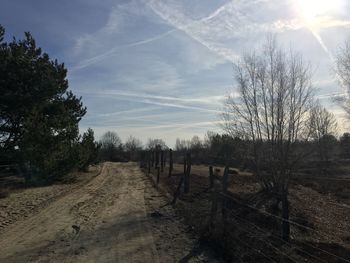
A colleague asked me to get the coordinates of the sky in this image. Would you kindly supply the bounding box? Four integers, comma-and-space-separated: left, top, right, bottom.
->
1, 0, 350, 146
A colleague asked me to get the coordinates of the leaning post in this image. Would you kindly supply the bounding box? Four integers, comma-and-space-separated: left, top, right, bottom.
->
148, 151, 151, 174
184, 153, 191, 193
281, 190, 290, 241
210, 178, 220, 228
221, 166, 229, 221
156, 166, 160, 184
168, 149, 173, 177
209, 166, 214, 188
151, 151, 155, 167
161, 150, 164, 172
155, 148, 160, 168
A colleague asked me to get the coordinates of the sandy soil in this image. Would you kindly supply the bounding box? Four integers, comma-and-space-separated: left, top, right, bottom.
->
0, 165, 101, 234
0, 162, 221, 263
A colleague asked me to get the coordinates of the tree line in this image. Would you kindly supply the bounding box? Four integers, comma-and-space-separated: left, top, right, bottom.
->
98, 132, 167, 162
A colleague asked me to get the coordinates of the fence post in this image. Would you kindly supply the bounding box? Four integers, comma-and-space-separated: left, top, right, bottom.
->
184, 153, 191, 193
163, 151, 166, 168
210, 179, 219, 227
156, 167, 160, 184
168, 149, 173, 177
222, 166, 229, 194
155, 149, 160, 168
209, 166, 214, 188
281, 190, 290, 241
171, 177, 184, 205
161, 151, 164, 172
151, 151, 154, 167
222, 166, 229, 220
183, 155, 187, 175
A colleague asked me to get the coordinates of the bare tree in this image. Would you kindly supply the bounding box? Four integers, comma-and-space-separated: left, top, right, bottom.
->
124, 136, 143, 161
146, 138, 168, 150
175, 138, 190, 152
309, 103, 338, 164
124, 136, 143, 152
190, 135, 203, 151
222, 37, 315, 241
335, 39, 350, 116
203, 131, 216, 149
100, 131, 122, 161
340, 132, 350, 158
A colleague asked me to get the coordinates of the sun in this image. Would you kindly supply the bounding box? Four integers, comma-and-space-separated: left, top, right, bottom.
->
297, 0, 339, 28
298, 0, 333, 20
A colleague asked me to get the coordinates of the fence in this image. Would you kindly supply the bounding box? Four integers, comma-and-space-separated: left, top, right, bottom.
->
142, 148, 190, 203
141, 149, 350, 262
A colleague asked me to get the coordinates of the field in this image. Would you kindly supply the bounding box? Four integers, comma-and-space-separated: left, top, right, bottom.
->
146, 162, 350, 262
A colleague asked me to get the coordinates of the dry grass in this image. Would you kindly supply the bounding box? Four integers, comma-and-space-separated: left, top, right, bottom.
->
0, 188, 10, 199
146, 162, 350, 262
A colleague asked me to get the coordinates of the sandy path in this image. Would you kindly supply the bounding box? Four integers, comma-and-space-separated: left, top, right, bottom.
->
0, 162, 219, 263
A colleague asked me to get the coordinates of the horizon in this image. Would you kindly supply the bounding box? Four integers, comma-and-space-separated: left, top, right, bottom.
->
2, 0, 350, 147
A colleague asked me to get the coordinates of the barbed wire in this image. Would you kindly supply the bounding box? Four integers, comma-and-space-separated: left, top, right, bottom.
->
226, 231, 277, 262
143, 159, 350, 262
223, 218, 298, 263
223, 207, 344, 263
220, 192, 350, 239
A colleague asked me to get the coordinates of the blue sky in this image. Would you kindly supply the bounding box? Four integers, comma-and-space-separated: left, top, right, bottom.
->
2, 0, 350, 146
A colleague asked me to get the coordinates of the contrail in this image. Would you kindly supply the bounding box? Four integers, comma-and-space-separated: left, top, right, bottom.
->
84, 105, 160, 119
309, 29, 334, 60
80, 90, 221, 113
73, 0, 279, 72
308, 27, 349, 98
123, 97, 221, 114
72, 28, 177, 71
80, 90, 225, 105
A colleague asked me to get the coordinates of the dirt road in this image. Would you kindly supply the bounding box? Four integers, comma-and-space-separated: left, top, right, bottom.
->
0, 162, 219, 262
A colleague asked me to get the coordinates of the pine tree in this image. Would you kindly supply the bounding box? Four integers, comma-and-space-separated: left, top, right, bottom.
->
0, 25, 87, 183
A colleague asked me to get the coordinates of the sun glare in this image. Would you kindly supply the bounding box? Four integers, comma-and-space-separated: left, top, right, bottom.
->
299, 0, 337, 22
297, 0, 345, 29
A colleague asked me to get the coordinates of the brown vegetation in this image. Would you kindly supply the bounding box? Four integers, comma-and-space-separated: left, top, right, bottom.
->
145, 160, 350, 262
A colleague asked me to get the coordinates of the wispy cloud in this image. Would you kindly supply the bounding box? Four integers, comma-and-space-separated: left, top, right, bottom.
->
81, 90, 222, 113
84, 105, 161, 119
71, 28, 177, 71
146, 0, 303, 62
82, 90, 224, 105
146, 0, 350, 63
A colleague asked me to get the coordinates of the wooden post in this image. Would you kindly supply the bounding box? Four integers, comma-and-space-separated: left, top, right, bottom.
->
171, 177, 184, 205
222, 166, 229, 220
151, 151, 154, 167
168, 149, 173, 177
156, 167, 160, 184
161, 151, 164, 172
155, 149, 159, 168
184, 153, 191, 193
210, 179, 219, 227
281, 191, 290, 241
163, 151, 166, 168
183, 155, 187, 175
222, 166, 229, 193
209, 166, 214, 188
